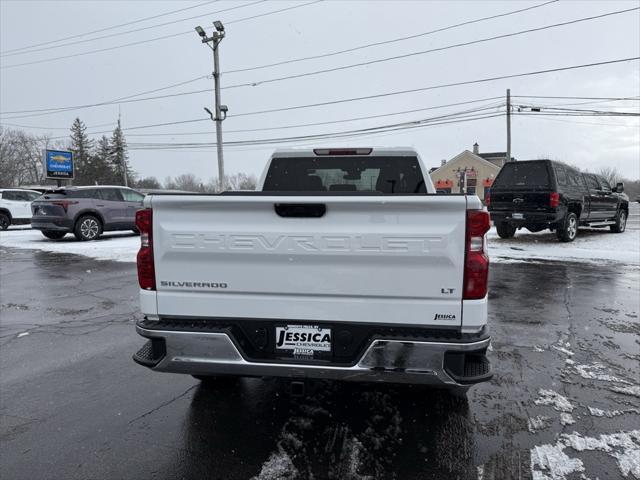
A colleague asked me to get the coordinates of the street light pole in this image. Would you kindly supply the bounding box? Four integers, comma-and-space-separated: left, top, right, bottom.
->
212, 38, 224, 192
506, 88, 511, 166
195, 22, 227, 191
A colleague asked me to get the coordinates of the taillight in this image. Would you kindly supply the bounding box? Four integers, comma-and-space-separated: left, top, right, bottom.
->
135, 209, 155, 290
485, 193, 491, 207
550, 192, 560, 208
52, 200, 78, 212
464, 210, 490, 300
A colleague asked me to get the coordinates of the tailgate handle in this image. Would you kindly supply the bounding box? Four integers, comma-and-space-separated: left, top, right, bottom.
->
274, 203, 326, 218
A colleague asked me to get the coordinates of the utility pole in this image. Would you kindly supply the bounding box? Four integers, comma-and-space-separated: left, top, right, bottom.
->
506, 88, 511, 165
195, 22, 227, 191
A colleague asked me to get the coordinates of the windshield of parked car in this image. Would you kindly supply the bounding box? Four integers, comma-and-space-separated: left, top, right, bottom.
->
263, 156, 426, 193
492, 162, 550, 188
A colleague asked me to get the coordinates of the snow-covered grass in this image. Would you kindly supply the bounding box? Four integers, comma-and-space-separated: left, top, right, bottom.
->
0, 229, 139, 262
1, 225, 638, 266
488, 228, 640, 266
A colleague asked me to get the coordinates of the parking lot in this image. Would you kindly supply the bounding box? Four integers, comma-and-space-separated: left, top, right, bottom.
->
1, 204, 639, 480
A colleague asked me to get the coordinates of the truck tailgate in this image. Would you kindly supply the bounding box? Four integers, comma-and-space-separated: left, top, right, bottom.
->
151, 195, 468, 328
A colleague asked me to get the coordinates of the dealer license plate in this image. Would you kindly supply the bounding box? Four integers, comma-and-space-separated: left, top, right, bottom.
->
512, 213, 524, 220
275, 325, 332, 358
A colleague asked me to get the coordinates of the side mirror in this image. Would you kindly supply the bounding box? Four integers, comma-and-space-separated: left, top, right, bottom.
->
615, 182, 624, 193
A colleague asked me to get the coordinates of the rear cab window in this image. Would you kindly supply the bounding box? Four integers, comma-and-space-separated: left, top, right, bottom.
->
493, 162, 551, 189
263, 156, 426, 193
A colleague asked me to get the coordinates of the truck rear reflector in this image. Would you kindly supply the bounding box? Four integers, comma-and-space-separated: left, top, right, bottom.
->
463, 210, 490, 300
313, 148, 372, 156
135, 209, 156, 291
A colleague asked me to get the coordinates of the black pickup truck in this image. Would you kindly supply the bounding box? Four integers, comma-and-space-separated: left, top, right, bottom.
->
487, 160, 628, 242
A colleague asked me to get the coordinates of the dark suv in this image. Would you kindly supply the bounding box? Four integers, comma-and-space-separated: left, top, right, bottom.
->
487, 160, 628, 242
31, 186, 144, 241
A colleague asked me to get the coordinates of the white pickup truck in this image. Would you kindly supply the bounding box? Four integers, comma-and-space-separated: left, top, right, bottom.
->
133, 148, 492, 389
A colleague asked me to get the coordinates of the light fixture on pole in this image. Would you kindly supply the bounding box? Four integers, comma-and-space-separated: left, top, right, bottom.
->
195, 21, 227, 191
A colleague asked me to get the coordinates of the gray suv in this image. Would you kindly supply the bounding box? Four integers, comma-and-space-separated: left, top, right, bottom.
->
31, 186, 144, 241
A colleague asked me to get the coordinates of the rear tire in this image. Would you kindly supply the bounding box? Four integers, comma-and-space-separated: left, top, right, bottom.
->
74, 215, 102, 241
496, 222, 516, 239
42, 231, 66, 240
556, 212, 578, 242
0, 213, 9, 230
610, 209, 627, 233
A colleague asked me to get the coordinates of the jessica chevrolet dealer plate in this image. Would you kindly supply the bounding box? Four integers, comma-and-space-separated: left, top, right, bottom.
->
275, 325, 332, 357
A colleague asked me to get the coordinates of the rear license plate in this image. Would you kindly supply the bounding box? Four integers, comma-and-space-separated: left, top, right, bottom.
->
275, 325, 332, 359
512, 213, 524, 219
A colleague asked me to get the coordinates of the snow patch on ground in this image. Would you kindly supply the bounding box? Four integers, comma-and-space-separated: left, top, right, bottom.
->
560, 413, 575, 426
0, 230, 139, 263
534, 389, 575, 412
252, 448, 299, 480
586, 407, 640, 418
588, 407, 621, 418
528, 415, 552, 433
571, 363, 632, 385
610, 385, 640, 398
552, 345, 575, 356
488, 228, 640, 266
530, 443, 585, 479
531, 430, 640, 479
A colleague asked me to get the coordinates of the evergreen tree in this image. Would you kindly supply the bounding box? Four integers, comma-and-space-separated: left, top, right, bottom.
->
69, 118, 94, 185
110, 117, 133, 186
93, 135, 117, 185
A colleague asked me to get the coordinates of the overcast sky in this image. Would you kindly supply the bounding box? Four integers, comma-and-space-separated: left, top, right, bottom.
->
1, 0, 639, 183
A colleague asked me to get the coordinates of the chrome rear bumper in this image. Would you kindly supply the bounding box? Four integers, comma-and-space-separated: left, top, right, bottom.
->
135, 324, 492, 387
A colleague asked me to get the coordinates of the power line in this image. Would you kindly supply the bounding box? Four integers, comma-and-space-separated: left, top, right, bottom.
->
225, 0, 563, 75
5, 56, 637, 123
127, 112, 505, 149
37, 98, 503, 140
17, 97, 501, 137
225, 0, 559, 74
515, 114, 640, 127
0, 1, 266, 58
228, 57, 640, 117
125, 99, 505, 136
513, 95, 640, 100
0, 121, 117, 130
0, 0, 217, 55
0, 75, 209, 116
0, 1, 323, 70
220, 7, 640, 91
3, 9, 635, 119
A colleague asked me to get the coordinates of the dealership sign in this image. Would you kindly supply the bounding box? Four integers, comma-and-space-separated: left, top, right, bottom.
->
44, 149, 74, 179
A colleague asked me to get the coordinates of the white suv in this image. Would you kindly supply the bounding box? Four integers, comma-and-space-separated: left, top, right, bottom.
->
0, 188, 42, 230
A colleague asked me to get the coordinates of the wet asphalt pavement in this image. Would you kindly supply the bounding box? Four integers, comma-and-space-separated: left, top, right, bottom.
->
1, 240, 639, 479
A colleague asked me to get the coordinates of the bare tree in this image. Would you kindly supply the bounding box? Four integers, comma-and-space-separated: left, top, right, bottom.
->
0, 127, 54, 187
597, 167, 623, 187
225, 173, 257, 191
170, 173, 205, 192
